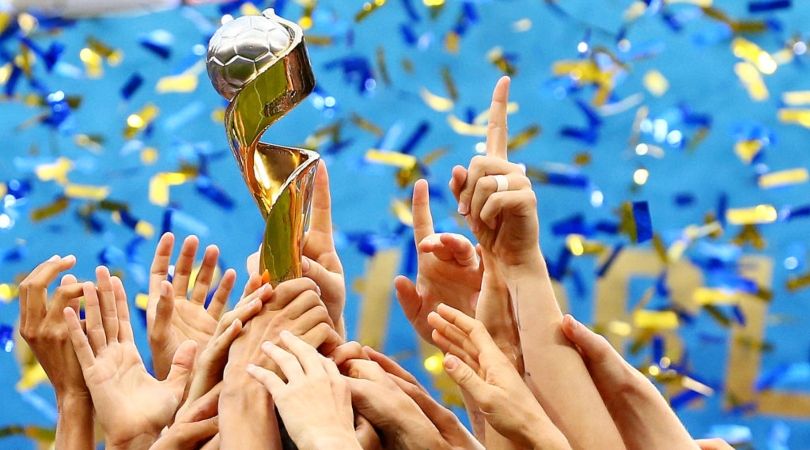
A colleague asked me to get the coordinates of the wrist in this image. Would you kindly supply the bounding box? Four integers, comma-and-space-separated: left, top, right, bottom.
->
501, 248, 545, 278
56, 389, 92, 409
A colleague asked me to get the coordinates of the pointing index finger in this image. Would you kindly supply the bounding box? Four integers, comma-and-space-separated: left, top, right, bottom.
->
411, 179, 434, 245
486, 76, 511, 160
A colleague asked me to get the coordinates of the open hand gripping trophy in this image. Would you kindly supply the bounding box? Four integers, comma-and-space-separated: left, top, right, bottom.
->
206, 9, 318, 285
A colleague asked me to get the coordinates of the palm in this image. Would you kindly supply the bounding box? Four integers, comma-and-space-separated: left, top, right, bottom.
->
415, 240, 480, 315
397, 180, 483, 345
85, 343, 181, 444
169, 299, 217, 347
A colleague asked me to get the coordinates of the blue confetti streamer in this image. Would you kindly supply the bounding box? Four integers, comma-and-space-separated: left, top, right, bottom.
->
121, 73, 144, 100
632, 201, 652, 243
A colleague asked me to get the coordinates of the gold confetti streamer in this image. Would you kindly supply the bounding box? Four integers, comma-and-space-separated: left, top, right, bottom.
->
694, 287, 740, 305
487, 47, 517, 76
149, 171, 194, 206
355, 0, 386, 22
508, 125, 541, 152
35, 157, 72, 184
778, 109, 810, 128
732, 37, 777, 74
726, 204, 777, 225
74, 134, 104, 152
732, 224, 766, 250
392, 199, 413, 226
633, 310, 679, 330
298, 0, 316, 29
375, 47, 391, 86
566, 234, 606, 256
419, 87, 454, 112
124, 103, 159, 139
365, 150, 417, 169
156, 61, 204, 94
444, 32, 460, 54
64, 184, 110, 201
350, 114, 384, 137
447, 115, 488, 136
441, 66, 458, 101
782, 91, 810, 106
734, 61, 768, 101
758, 168, 809, 188
734, 139, 763, 163
31, 197, 68, 222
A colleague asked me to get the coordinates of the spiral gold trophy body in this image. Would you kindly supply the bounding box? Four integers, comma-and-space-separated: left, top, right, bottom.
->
206, 9, 318, 285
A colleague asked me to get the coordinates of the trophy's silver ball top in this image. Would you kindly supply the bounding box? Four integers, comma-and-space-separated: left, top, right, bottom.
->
206, 9, 293, 100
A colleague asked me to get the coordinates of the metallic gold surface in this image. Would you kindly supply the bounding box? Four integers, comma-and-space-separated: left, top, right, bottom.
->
213, 10, 319, 285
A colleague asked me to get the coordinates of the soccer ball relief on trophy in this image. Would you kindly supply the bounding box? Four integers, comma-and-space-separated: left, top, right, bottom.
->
206, 11, 293, 100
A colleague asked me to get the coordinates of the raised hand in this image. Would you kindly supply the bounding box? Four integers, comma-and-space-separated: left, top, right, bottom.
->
247, 331, 361, 450
147, 233, 237, 379
336, 350, 449, 449
395, 178, 483, 345
219, 278, 341, 450
449, 76, 541, 269
64, 267, 196, 449
151, 383, 221, 450
429, 304, 570, 450
561, 315, 697, 450
19, 255, 93, 450
177, 283, 273, 418
363, 346, 484, 450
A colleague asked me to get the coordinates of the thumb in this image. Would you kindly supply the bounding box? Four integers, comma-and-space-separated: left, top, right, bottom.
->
166, 339, 198, 396
561, 314, 617, 366
393, 275, 420, 322
443, 354, 488, 397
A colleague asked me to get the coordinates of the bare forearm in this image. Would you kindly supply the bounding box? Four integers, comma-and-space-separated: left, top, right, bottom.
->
55, 392, 94, 450
220, 376, 281, 450
507, 258, 624, 450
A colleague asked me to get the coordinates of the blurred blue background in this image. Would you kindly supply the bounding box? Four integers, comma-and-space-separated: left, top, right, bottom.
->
1, 0, 810, 448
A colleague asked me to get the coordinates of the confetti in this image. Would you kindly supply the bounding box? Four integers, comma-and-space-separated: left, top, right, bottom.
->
726, 205, 777, 225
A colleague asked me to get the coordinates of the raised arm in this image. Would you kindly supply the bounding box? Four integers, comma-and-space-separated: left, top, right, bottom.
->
19, 255, 93, 450
450, 76, 624, 449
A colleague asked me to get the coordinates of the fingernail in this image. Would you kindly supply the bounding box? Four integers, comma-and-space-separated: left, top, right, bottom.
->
160, 283, 170, 296
444, 355, 458, 370
48, 255, 60, 262
302, 257, 310, 273
568, 315, 579, 331
246, 364, 258, 373
61, 254, 75, 263
280, 330, 293, 339
457, 202, 469, 215
249, 298, 261, 308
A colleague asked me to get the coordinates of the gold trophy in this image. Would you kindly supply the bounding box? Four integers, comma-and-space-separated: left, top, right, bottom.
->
206, 9, 319, 285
